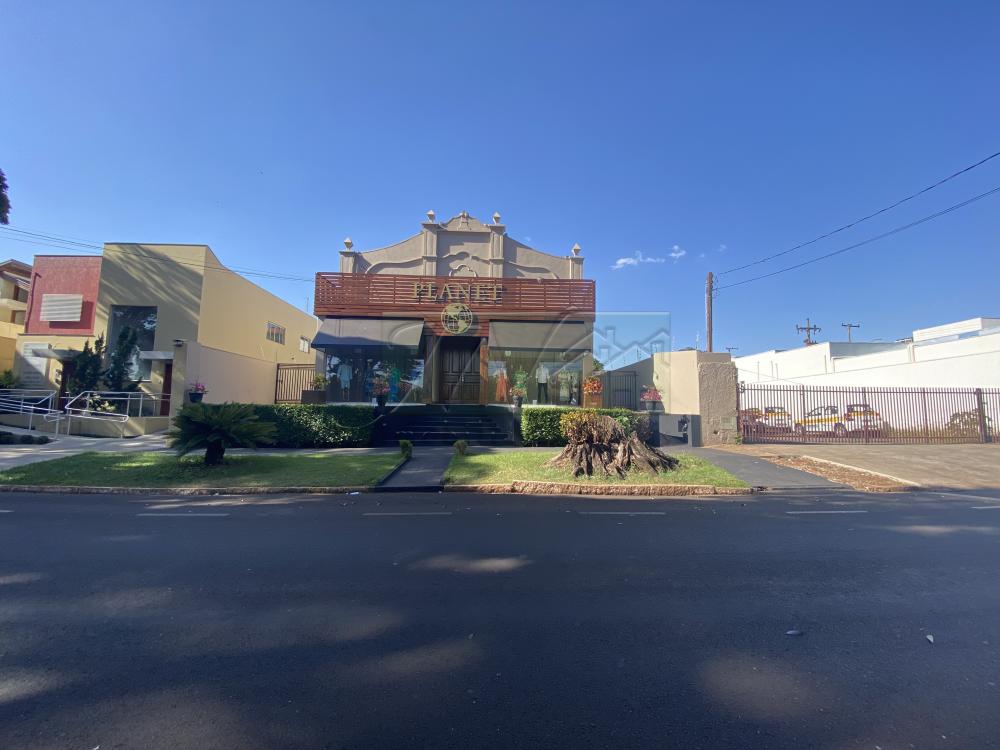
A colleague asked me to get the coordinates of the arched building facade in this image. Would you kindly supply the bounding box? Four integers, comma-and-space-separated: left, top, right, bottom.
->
313, 211, 595, 406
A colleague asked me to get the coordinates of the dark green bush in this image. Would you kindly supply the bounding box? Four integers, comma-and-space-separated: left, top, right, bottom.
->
0, 431, 15, 445
34, 435, 51, 445
454, 439, 468, 456
18, 434, 35, 445
250, 404, 378, 448
520, 407, 651, 446
399, 439, 413, 459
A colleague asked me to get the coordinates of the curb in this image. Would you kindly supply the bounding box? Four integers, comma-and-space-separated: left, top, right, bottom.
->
444, 481, 755, 496
0, 484, 376, 496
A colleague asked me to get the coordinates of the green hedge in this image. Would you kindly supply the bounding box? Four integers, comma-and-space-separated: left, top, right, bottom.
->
250, 404, 378, 448
520, 407, 650, 446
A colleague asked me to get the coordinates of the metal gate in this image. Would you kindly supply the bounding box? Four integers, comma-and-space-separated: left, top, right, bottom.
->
738, 383, 999, 444
602, 371, 638, 410
275, 364, 316, 404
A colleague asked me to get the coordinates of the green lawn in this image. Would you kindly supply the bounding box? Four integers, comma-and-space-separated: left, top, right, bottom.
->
444, 450, 747, 487
0, 451, 401, 488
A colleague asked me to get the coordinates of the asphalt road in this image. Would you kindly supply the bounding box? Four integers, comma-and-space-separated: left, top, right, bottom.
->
1, 489, 999, 749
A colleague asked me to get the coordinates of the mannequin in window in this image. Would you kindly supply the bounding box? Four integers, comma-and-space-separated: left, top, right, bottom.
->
536, 363, 550, 404
495, 365, 509, 403
337, 361, 353, 402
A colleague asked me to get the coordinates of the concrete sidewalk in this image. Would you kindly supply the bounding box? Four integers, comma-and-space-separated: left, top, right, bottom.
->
0, 427, 169, 471
718, 443, 1000, 490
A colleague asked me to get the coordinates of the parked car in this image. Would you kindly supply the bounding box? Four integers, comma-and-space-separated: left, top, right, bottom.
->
795, 403, 884, 437
760, 406, 792, 432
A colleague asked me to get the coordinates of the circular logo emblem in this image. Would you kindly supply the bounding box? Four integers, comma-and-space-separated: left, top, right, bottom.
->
441, 303, 474, 335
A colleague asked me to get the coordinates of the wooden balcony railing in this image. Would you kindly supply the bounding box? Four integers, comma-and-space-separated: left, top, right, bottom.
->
315, 272, 595, 318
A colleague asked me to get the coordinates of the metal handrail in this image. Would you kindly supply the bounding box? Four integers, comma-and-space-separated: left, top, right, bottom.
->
0, 389, 63, 432
63, 390, 170, 422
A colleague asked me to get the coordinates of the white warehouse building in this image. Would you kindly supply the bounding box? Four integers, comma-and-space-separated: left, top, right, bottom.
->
735, 317, 1000, 388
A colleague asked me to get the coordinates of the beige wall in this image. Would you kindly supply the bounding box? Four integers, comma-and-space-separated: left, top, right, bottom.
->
197, 247, 317, 366
184, 344, 278, 406
607, 351, 738, 446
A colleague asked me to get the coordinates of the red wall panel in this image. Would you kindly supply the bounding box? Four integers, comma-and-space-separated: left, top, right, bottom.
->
24, 255, 103, 335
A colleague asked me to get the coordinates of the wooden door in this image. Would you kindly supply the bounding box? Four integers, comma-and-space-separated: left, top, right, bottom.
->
440, 340, 480, 403
160, 362, 173, 416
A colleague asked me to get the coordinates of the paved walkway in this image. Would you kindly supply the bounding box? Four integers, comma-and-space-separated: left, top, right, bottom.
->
378, 446, 454, 490
0, 427, 169, 471
717, 443, 1000, 490
684, 446, 845, 489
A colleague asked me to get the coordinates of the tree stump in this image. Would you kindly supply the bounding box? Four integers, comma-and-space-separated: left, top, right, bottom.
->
546, 413, 679, 479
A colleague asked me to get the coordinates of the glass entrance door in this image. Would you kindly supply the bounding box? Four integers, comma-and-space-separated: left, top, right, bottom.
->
439, 338, 480, 403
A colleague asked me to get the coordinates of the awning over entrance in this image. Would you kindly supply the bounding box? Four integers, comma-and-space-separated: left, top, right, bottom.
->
312, 317, 424, 349
488, 321, 591, 351
30, 347, 79, 362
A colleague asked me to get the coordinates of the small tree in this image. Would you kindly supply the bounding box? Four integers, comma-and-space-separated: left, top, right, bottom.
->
0, 370, 20, 388
0, 168, 10, 225
168, 403, 277, 466
105, 326, 141, 392
68, 335, 107, 393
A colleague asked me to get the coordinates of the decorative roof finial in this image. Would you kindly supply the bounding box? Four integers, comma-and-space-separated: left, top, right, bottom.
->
492, 211, 501, 225
571, 243, 582, 256
343, 237, 354, 250
426, 209, 435, 223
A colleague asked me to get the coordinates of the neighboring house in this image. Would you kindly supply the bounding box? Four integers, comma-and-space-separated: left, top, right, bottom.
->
313, 211, 594, 406
0, 258, 32, 372
734, 317, 1000, 388
13, 243, 317, 431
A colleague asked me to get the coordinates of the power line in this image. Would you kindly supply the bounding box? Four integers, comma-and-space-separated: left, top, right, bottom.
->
0, 225, 314, 283
716, 184, 1000, 291
719, 149, 1000, 276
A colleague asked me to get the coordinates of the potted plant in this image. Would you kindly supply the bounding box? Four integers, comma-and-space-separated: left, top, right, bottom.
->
373, 376, 390, 408
511, 368, 529, 408
640, 385, 661, 412
510, 385, 527, 408
188, 382, 208, 403
582, 375, 603, 408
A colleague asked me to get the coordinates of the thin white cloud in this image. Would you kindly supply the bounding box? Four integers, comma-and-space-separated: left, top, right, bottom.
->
717, 244, 727, 253
610, 251, 667, 270
698, 252, 707, 259
610, 247, 686, 270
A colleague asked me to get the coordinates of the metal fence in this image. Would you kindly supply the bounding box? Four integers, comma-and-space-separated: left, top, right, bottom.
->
602, 370, 638, 410
738, 383, 1000, 444
275, 364, 316, 404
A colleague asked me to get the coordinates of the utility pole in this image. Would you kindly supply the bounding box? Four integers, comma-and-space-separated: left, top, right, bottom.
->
706, 272, 714, 353
796, 318, 821, 346
841, 322, 860, 343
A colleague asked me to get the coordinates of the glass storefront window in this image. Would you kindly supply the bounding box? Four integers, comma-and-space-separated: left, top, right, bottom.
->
487, 349, 585, 406
322, 347, 424, 404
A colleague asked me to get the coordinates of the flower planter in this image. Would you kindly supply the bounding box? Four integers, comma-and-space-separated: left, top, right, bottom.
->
513, 395, 524, 409
641, 400, 657, 412
583, 392, 603, 409
301, 389, 327, 405
376, 395, 388, 408
188, 392, 204, 404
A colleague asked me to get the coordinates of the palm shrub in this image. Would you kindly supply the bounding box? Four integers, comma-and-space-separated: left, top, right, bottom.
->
168, 403, 277, 466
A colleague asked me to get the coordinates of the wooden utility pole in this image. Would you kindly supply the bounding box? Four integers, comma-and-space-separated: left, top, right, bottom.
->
841, 322, 860, 342
706, 272, 714, 353
796, 318, 821, 346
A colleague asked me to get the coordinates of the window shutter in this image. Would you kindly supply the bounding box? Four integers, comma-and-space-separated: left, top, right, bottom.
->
39, 294, 84, 322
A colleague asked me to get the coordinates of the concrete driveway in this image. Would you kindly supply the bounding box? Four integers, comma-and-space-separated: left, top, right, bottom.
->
721, 443, 1000, 490
0, 427, 168, 471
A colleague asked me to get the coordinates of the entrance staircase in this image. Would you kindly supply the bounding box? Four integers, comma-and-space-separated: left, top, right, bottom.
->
378, 405, 515, 447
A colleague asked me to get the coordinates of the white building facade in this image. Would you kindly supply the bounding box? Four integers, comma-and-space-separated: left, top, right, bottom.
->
735, 318, 1000, 388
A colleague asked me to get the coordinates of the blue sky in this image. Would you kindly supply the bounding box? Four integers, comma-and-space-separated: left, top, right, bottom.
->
2, 0, 998, 354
